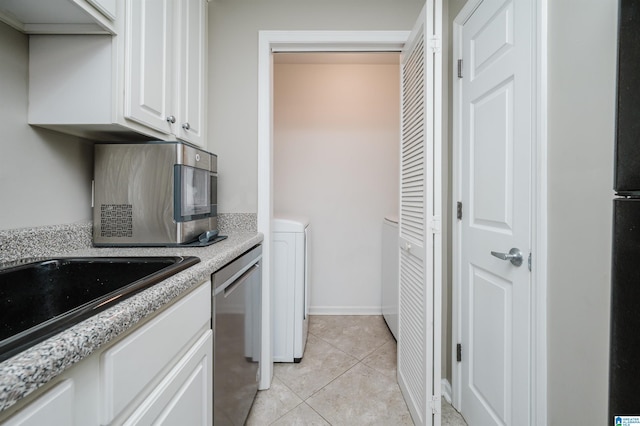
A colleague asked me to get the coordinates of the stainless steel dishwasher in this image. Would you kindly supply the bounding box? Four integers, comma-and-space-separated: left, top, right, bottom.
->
212, 245, 262, 425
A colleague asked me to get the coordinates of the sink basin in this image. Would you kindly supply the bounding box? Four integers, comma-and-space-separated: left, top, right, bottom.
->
0, 256, 200, 362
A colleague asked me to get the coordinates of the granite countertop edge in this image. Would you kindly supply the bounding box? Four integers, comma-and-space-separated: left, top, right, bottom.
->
0, 231, 263, 413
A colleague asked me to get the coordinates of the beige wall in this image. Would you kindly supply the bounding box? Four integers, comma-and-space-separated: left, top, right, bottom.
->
207, 0, 424, 213
547, 0, 616, 423
273, 57, 400, 312
0, 23, 93, 230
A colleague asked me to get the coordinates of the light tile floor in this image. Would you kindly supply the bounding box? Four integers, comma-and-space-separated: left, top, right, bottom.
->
247, 315, 468, 425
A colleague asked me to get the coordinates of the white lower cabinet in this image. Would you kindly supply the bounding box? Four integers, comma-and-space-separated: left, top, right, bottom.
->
123, 331, 212, 425
1, 381, 74, 426
0, 281, 212, 426
100, 282, 211, 423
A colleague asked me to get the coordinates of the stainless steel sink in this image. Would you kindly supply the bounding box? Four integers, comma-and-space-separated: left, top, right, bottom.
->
0, 256, 200, 362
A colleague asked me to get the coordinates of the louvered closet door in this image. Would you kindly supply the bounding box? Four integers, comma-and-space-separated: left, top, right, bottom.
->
397, 1, 442, 425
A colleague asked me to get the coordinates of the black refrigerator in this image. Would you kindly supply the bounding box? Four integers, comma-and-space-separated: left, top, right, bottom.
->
610, 0, 640, 418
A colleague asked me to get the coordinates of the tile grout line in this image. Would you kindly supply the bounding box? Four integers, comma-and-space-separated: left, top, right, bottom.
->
307, 329, 392, 363
257, 317, 466, 425
305, 401, 334, 426
300, 334, 391, 402
262, 317, 405, 425
269, 364, 357, 426
266, 400, 304, 426
262, 377, 310, 425
295, 331, 367, 404
304, 324, 402, 423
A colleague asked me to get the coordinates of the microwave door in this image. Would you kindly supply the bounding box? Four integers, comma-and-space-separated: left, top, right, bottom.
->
176, 165, 211, 221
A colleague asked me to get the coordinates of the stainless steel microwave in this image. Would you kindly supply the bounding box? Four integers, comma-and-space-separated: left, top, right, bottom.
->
93, 141, 217, 246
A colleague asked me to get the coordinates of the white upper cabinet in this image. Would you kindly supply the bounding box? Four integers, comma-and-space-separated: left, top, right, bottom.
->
175, 0, 207, 146
27, 0, 208, 146
125, 0, 207, 145
125, 0, 175, 135
0, 0, 117, 34
87, 0, 117, 21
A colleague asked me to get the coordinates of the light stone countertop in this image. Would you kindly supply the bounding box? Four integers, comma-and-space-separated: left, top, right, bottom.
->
0, 230, 263, 413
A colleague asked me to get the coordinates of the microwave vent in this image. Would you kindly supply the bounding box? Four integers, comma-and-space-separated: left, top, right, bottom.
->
100, 204, 133, 238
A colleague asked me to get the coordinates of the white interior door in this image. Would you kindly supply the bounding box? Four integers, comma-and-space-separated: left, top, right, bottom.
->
457, 0, 533, 424
397, 1, 442, 425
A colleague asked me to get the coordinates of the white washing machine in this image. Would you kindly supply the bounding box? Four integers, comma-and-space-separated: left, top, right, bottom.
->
382, 215, 398, 340
272, 217, 309, 362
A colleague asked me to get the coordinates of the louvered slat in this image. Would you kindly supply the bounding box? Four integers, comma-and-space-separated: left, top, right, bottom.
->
399, 250, 425, 416
398, 17, 426, 424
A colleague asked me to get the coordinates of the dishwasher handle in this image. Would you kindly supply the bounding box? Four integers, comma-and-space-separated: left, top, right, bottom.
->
223, 263, 260, 298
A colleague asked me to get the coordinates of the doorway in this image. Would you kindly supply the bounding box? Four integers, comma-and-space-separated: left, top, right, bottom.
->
258, 16, 445, 426
272, 52, 400, 315
256, 31, 410, 393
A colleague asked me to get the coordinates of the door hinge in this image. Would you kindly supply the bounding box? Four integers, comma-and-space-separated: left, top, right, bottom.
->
457, 59, 463, 78
528, 252, 532, 271
457, 343, 462, 362
430, 216, 441, 234
430, 395, 441, 414
430, 35, 441, 53
457, 201, 463, 220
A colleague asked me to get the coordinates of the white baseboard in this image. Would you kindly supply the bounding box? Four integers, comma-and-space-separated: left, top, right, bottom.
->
308, 306, 382, 315
441, 378, 452, 404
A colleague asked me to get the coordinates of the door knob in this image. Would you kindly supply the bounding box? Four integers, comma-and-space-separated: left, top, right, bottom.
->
490, 248, 523, 267
182, 122, 190, 130
166, 115, 176, 124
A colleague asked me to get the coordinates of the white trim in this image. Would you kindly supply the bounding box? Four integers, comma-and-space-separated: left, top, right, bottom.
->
451, 2, 469, 410
450, 0, 548, 423
433, 3, 444, 425
441, 379, 453, 404
309, 306, 384, 315
265, 30, 409, 52
257, 32, 273, 391
257, 30, 410, 391
533, 0, 548, 423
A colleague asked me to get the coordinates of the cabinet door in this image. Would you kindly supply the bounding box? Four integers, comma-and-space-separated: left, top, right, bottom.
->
100, 282, 211, 424
123, 331, 213, 426
175, 0, 207, 146
125, 0, 174, 134
3, 380, 74, 426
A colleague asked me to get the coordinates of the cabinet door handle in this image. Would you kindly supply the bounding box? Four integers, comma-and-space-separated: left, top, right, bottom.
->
182, 122, 190, 131
166, 115, 176, 124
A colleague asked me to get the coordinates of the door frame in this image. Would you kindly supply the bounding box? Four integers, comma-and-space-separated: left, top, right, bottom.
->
257, 30, 411, 390
451, 0, 548, 424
